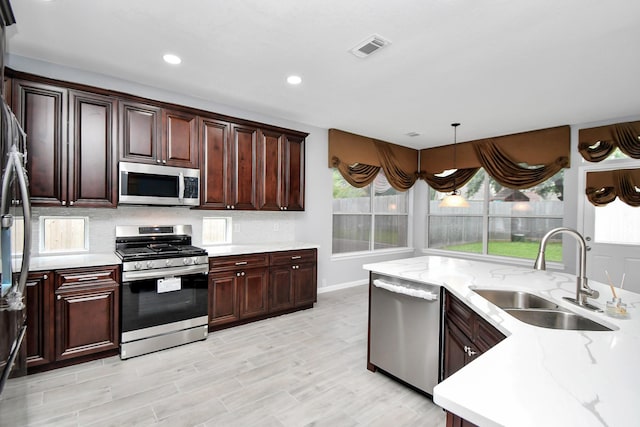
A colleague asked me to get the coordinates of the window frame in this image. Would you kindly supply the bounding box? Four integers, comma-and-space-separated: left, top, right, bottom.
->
202, 216, 233, 246
332, 170, 413, 257
39, 216, 90, 255
425, 170, 564, 264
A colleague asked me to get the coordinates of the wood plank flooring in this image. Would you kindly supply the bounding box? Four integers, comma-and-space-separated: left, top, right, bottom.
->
0, 285, 446, 427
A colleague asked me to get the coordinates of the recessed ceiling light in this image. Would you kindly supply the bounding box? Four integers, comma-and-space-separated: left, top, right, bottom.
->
163, 54, 182, 65
287, 75, 302, 85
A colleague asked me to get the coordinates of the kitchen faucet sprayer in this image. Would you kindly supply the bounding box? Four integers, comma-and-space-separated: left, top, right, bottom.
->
534, 227, 602, 312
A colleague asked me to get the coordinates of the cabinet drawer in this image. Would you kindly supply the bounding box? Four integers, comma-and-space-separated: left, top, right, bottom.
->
269, 249, 316, 266
209, 253, 269, 272
55, 266, 119, 289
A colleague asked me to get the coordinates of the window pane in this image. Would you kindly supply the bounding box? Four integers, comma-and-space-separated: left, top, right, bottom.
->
42, 217, 87, 253
332, 169, 370, 213
332, 214, 371, 254
374, 215, 408, 250
488, 217, 563, 261
203, 217, 231, 245
594, 199, 640, 245
489, 171, 564, 216
373, 173, 407, 213
428, 216, 483, 254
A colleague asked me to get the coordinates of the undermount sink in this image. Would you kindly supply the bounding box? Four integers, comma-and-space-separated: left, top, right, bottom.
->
473, 289, 560, 310
473, 289, 613, 331
504, 308, 613, 331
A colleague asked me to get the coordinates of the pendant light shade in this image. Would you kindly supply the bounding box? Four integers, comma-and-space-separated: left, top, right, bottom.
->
439, 123, 469, 208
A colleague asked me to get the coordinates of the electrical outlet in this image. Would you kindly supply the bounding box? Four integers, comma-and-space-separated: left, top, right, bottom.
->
273, 223, 280, 232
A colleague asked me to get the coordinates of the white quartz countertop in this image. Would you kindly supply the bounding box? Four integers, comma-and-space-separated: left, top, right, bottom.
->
12, 242, 318, 272
363, 256, 640, 427
203, 242, 318, 257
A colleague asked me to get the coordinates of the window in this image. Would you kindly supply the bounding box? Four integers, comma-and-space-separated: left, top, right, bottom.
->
332, 169, 409, 254
202, 217, 232, 245
427, 170, 564, 262
41, 216, 88, 253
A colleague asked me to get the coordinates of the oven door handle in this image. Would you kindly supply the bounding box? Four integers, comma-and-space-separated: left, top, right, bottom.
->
122, 264, 209, 282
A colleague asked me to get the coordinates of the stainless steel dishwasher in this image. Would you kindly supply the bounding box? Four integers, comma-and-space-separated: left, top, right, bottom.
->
368, 273, 442, 396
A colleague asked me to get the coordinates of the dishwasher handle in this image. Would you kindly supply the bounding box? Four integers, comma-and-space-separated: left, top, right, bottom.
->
373, 279, 438, 301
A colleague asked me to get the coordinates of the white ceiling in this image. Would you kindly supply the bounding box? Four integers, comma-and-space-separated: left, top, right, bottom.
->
5, 0, 640, 148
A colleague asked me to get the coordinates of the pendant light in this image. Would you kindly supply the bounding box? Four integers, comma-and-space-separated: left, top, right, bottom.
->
439, 123, 469, 208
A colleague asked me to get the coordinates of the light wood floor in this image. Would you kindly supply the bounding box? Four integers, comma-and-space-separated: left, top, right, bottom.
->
0, 285, 446, 427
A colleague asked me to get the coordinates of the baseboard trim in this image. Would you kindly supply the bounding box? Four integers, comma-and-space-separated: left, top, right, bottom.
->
317, 279, 368, 294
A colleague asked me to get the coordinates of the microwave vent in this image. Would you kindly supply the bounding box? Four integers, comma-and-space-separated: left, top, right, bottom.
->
349, 35, 391, 58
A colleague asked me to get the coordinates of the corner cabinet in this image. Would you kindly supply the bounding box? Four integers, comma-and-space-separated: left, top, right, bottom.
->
11, 81, 118, 208
443, 290, 506, 427
208, 249, 317, 331
269, 249, 317, 310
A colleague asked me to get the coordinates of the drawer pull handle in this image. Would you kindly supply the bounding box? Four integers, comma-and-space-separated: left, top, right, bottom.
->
77, 276, 99, 282
291, 256, 302, 260
235, 261, 248, 266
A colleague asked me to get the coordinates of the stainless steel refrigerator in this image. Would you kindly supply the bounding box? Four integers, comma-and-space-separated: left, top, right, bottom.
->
1, 0, 31, 398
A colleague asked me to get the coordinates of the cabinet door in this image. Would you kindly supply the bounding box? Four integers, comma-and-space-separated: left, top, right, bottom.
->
209, 272, 239, 327
119, 100, 161, 164
283, 134, 305, 211
257, 129, 284, 211
230, 124, 258, 210
200, 117, 231, 209
25, 272, 54, 368
293, 263, 316, 307
68, 90, 117, 207
238, 268, 268, 319
54, 267, 119, 361
162, 109, 198, 168
269, 266, 295, 312
443, 319, 472, 380
12, 80, 67, 206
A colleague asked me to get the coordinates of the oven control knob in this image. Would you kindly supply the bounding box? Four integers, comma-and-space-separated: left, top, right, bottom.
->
146, 261, 154, 269
134, 262, 142, 270
165, 259, 172, 267
183, 258, 189, 265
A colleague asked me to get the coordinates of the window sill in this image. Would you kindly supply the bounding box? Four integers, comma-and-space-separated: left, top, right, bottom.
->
419, 248, 566, 271
331, 247, 415, 262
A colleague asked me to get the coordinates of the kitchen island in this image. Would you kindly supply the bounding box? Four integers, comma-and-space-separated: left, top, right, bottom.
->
363, 256, 640, 427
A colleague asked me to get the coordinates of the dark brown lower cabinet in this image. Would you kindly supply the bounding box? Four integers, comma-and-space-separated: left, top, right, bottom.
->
26, 266, 120, 373
209, 249, 317, 331
54, 267, 120, 361
443, 290, 506, 426
25, 271, 54, 368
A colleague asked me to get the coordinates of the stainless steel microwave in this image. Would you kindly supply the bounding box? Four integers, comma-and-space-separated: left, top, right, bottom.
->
119, 162, 200, 206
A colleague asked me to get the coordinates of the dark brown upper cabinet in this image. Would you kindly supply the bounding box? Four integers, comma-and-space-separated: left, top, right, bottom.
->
257, 130, 305, 211
230, 124, 259, 210
12, 80, 117, 208
199, 117, 231, 209
120, 102, 197, 168
162, 108, 198, 168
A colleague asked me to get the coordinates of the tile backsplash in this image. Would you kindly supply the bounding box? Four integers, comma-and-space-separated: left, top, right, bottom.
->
30, 206, 298, 255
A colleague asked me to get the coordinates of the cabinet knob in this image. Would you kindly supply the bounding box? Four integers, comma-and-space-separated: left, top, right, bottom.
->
57, 295, 61, 300
62, 201, 66, 206
69, 201, 74, 206
43, 275, 48, 280
162, 160, 167, 164
157, 159, 161, 163
464, 345, 477, 356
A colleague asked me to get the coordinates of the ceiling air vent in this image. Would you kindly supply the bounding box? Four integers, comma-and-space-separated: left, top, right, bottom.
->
350, 35, 391, 58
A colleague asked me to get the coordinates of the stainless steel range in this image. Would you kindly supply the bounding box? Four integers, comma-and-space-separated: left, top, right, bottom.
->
115, 225, 209, 359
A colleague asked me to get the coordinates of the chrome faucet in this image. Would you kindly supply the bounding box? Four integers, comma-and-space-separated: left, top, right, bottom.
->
534, 227, 601, 311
